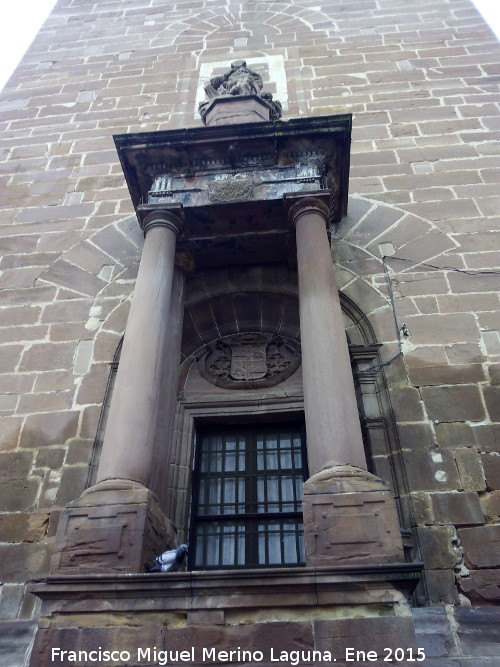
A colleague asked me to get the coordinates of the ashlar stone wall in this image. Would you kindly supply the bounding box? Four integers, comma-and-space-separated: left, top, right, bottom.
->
0, 0, 499, 663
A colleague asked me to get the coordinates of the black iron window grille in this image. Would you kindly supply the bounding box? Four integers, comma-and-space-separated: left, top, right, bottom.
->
190, 422, 307, 569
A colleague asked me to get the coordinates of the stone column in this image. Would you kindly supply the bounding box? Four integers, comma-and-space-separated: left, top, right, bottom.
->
96, 210, 183, 486
50, 209, 183, 574
289, 196, 404, 568
289, 197, 366, 474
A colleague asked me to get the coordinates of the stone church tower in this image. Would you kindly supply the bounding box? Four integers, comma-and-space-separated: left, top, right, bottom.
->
0, 1, 499, 665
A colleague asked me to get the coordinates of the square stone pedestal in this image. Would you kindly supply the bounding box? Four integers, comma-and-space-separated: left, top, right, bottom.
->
303, 464, 405, 567
200, 94, 273, 125
50, 480, 177, 575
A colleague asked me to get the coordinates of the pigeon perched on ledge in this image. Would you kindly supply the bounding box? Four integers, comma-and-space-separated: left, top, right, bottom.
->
148, 544, 188, 573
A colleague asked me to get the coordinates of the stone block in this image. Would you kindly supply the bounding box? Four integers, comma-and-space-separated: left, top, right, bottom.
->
0, 450, 33, 478
164, 621, 314, 664
0, 584, 23, 619
483, 387, 500, 422
474, 425, 500, 453
480, 491, 500, 522
0, 621, 37, 667
201, 95, 273, 126
458, 525, 500, 569
50, 482, 177, 575
19, 410, 79, 448
389, 386, 425, 421
455, 607, 500, 655
409, 364, 485, 386
0, 416, 23, 451
421, 385, 485, 422
65, 439, 94, 465
402, 449, 461, 492
29, 628, 80, 667
454, 448, 486, 491
0, 478, 40, 513
410, 493, 434, 524
18, 341, 77, 372
459, 569, 500, 604
35, 447, 65, 469
55, 466, 89, 506
412, 607, 455, 658
416, 525, 461, 569
424, 569, 460, 604
403, 313, 478, 345
187, 610, 225, 626
0, 345, 24, 373
76, 362, 110, 404
398, 423, 435, 450
481, 453, 500, 490
0, 543, 50, 583
429, 491, 484, 526
0, 513, 48, 543
314, 616, 417, 660
303, 466, 404, 566
17, 390, 74, 415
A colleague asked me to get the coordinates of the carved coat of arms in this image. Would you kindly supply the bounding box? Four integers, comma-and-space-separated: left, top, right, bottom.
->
199, 333, 301, 389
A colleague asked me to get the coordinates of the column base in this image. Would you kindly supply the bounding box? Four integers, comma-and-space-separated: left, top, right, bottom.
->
303, 463, 405, 567
50, 480, 177, 575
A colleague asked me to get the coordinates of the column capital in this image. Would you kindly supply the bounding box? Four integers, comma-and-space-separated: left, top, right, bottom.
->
140, 207, 184, 237
287, 196, 330, 228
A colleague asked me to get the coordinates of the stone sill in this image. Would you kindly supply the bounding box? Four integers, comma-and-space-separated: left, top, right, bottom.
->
31, 563, 422, 613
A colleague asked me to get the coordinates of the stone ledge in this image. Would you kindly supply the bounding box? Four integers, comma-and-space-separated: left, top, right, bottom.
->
31, 563, 422, 615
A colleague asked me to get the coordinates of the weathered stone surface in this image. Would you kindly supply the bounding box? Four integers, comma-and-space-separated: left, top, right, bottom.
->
455, 607, 500, 654
187, 609, 225, 626
410, 493, 434, 525
0, 513, 48, 543
65, 439, 94, 466
412, 607, 456, 658
397, 423, 435, 450
483, 387, 500, 422
0, 621, 37, 667
454, 448, 486, 491
54, 466, 89, 506
459, 570, 500, 604
19, 410, 79, 448
314, 616, 416, 658
421, 385, 486, 422
0, 416, 23, 451
389, 386, 425, 421
481, 453, 500, 490
402, 449, 461, 492
416, 525, 461, 569
459, 525, 500, 569
480, 491, 500, 522
429, 491, 484, 526
75, 362, 110, 405
0, 543, 50, 583
474, 425, 500, 453
18, 341, 77, 372
0, 450, 33, 478
403, 313, 479, 345
0, 584, 24, 619
424, 569, 459, 604
408, 364, 485, 386
35, 447, 65, 469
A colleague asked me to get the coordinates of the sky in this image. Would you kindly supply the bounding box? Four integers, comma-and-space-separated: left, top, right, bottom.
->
0, 0, 499, 93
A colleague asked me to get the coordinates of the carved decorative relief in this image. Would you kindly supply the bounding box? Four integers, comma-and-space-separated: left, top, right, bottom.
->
199, 333, 301, 389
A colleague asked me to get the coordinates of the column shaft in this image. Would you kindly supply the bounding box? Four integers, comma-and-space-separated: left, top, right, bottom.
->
292, 199, 367, 473
96, 213, 182, 487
